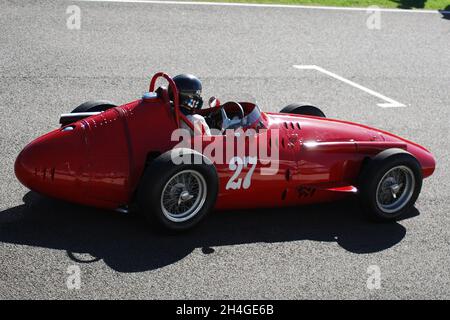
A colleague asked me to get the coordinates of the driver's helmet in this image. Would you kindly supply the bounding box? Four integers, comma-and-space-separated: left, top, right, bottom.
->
171, 74, 203, 113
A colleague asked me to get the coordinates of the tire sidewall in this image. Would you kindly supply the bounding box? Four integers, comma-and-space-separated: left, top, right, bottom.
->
138, 150, 218, 231
280, 104, 326, 118
71, 100, 117, 113
360, 151, 422, 221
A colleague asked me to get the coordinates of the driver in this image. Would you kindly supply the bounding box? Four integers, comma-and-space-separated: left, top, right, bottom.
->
172, 74, 211, 136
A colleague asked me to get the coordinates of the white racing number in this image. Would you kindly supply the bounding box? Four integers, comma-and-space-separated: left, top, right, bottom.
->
226, 156, 257, 190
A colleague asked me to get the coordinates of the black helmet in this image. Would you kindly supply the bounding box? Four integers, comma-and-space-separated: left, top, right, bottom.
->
172, 74, 203, 111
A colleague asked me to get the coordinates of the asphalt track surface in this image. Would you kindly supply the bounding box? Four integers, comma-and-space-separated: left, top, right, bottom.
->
0, 0, 449, 299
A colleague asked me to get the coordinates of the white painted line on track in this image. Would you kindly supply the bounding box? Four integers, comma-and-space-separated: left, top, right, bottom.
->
293, 65, 406, 108
78, 0, 450, 15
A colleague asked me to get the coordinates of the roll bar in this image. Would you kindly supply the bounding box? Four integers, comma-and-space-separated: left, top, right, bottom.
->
149, 72, 194, 130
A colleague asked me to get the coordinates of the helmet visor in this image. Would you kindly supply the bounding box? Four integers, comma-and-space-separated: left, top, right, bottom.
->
180, 92, 203, 109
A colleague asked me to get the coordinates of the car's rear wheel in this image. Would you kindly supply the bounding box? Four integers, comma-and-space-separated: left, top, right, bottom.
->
71, 100, 117, 113
280, 104, 326, 118
358, 148, 422, 221
137, 149, 218, 231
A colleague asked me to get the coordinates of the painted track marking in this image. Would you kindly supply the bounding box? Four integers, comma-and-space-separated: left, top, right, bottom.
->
293, 65, 406, 108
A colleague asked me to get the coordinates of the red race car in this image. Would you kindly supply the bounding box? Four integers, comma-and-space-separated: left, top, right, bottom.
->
15, 72, 436, 231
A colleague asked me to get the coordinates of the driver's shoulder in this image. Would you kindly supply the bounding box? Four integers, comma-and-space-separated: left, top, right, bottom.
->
188, 113, 206, 121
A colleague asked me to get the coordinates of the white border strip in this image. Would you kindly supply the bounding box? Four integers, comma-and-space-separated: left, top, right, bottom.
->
78, 0, 450, 14
293, 65, 406, 108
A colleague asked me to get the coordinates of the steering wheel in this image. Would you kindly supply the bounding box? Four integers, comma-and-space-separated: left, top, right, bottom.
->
220, 101, 245, 131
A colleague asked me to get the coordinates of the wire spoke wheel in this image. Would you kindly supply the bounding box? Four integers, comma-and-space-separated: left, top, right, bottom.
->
375, 165, 415, 214
160, 170, 207, 223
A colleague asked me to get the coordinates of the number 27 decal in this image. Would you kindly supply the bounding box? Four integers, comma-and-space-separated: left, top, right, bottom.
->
226, 156, 257, 190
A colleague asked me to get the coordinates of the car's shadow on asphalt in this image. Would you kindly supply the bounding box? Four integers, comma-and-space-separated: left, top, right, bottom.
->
0, 192, 419, 272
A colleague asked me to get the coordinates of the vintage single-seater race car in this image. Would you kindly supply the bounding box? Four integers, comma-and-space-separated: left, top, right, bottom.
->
15, 72, 436, 231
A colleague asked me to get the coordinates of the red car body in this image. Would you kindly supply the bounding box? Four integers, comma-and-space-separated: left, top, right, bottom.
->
15, 73, 436, 213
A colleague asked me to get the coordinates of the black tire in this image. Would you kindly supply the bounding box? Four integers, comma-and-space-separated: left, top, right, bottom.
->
280, 104, 326, 118
71, 100, 117, 113
137, 148, 218, 231
358, 148, 422, 221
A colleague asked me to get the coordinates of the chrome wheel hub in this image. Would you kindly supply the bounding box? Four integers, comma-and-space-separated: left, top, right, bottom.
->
160, 170, 207, 223
376, 165, 415, 214
179, 190, 194, 205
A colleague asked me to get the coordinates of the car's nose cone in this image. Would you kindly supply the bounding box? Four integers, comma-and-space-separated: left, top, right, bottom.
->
15, 125, 87, 200
15, 141, 41, 189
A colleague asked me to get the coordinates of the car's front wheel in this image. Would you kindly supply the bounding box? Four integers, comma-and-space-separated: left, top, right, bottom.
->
358, 149, 423, 221
137, 149, 218, 231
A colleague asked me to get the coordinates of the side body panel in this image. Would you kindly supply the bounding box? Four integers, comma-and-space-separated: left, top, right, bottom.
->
80, 97, 180, 207
82, 107, 131, 206
211, 126, 298, 210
